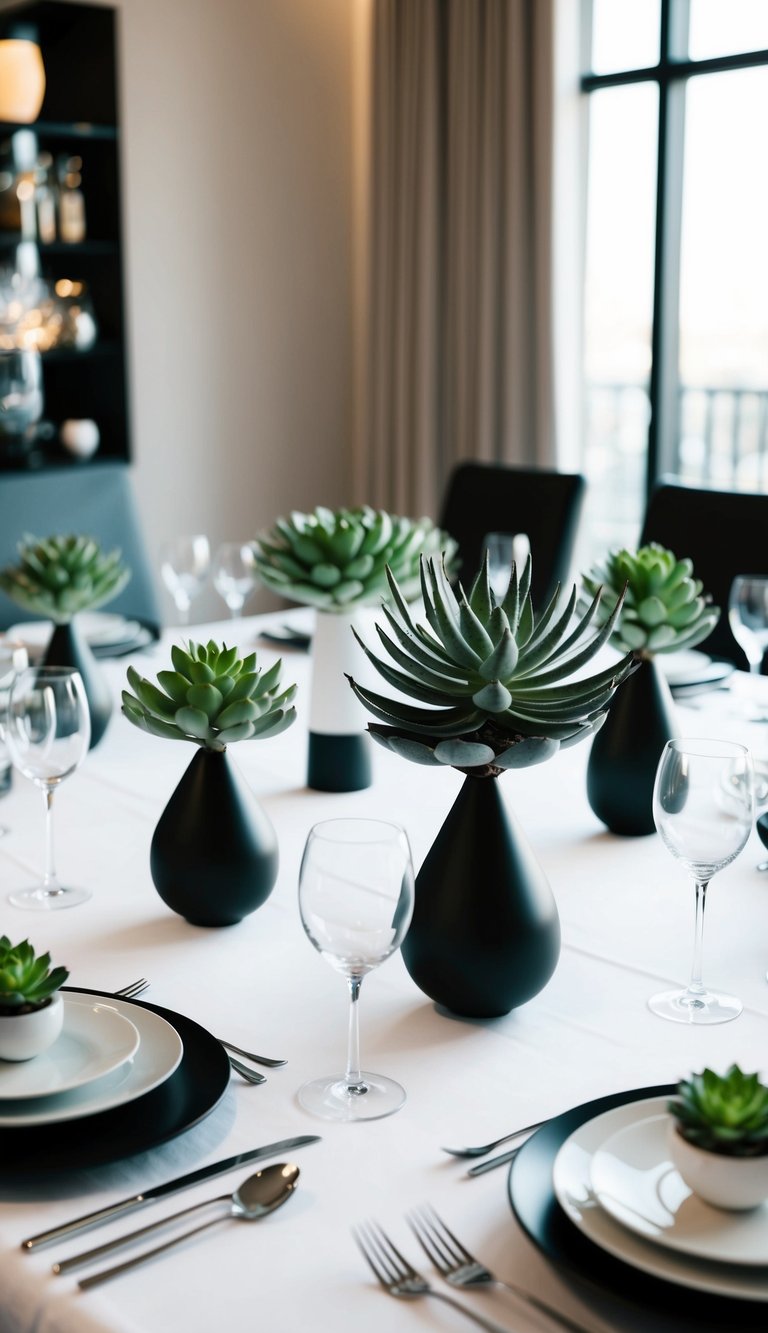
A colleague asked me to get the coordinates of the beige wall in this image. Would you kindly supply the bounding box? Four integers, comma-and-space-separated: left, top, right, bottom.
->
117, 0, 358, 617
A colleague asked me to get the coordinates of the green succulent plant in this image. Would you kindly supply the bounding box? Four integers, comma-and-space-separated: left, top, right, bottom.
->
580, 543, 719, 657
252, 506, 458, 611
0, 937, 69, 1011
122, 640, 297, 751
0, 533, 130, 624
669, 1065, 768, 1158
347, 553, 636, 775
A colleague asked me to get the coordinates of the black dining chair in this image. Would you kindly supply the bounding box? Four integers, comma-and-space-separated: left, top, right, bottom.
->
438, 461, 586, 607
0, 461, 161, 633
639, 479, 768, 668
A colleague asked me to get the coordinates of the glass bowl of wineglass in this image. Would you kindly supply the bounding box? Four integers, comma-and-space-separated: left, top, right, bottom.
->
650, 737, 754, 1024
212, 542, 257, 619
298, 818, 414, 1122
5, 666, 91, 910
159, 535, 210, 624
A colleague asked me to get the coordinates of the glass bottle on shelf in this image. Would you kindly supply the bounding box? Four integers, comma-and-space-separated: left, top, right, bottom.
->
57, 155, 86, 243
34, 152, 56, 244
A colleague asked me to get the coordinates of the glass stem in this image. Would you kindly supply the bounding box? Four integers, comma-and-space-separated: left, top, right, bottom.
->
344, 975, 367, 1096
42, 785, 61, 894
687, 877, 709, 997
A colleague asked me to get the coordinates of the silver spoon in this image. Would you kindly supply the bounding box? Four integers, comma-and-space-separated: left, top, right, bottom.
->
228, 1055, 266, 1085
218, 1038, 286, 1068
59, 1163, 299, 1284
441, 1118, 546, 1158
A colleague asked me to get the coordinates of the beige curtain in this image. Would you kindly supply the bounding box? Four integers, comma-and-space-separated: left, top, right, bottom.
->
357, 0, 557, 517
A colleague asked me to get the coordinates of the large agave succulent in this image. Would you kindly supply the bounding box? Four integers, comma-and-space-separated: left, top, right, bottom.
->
252, 506, 458, 611
122, 640, 296, 751
0, 533, 130, 623
669, 1065, 768, 1158
0, 937, 69, 1011
580, 544, 719, 657
347, 554, 635, 775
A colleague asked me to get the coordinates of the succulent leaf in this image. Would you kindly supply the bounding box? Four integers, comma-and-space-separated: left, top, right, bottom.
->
122, 642, 297, 751
0, 937, 69, 1010
253, 506, 458, 611
0, 534, 130, 623
348, 553, 635, 774
669, 1065, 768, 1158
580, 543, 720, 657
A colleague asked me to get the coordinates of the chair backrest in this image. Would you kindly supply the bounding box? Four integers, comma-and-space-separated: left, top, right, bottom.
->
0, 462, 161, 631
438, 462, 586, 607
640, 479, 768, 667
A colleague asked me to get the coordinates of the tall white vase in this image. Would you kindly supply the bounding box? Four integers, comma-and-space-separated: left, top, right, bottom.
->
307, 611, 372, 791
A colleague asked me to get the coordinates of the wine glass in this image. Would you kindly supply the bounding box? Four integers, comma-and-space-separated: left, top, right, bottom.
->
0, 642, 28, 833
298, 818, 414, 1121
482, 532, 530, 600
159, 535, 210, 624
729, 575, 768, 674
649, 737, 754, 1024
212, 542, 257, 618
5, 667, 91, 910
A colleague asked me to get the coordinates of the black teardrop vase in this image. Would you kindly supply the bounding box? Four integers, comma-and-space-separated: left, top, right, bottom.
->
43, 619, 112, 749
150, 748, 278, 927
586, 655, 679, 836
401, 775, 560, 1019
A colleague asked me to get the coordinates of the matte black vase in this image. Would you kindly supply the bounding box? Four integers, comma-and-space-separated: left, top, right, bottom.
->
587, 655, 679, 836
401, 775, 560, 1019
43, 618, 112, 749
150, 748, 278, 927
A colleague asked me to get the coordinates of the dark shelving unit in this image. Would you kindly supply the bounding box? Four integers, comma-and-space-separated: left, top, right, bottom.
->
0, 0, 129, 471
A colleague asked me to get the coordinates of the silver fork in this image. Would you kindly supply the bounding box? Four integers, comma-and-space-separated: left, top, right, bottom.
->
110, 984, 266, 1084
353, 1220, 515, 1333
409, 1206, 594, 1333
112, 979, 150, 999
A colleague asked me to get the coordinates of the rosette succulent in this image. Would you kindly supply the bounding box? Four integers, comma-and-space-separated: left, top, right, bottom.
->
253, 506, 458, 611
669, 1065, 768, 1158
0, 937, 69, 1011
347, 553, 636, 775
580, 543, 719, 657
0, 533, 130, 623
122, 640, 296, 751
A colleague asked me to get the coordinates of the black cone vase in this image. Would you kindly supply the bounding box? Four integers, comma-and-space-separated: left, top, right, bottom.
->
587, 655, 679, 836
43, 618, 112, 749
150, 748, 278, 927
401, 775, 560, 1019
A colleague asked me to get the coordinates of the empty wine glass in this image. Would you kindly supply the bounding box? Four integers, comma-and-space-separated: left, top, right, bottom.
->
729, 575, 768, 674
482, 532, 530, 600
212, 542, 257, 618
0, 642, 28, 833
298, 818, 414, 1121
159, 535, 210, 624
649, 737, 754, 1024
5, 667, 91, 910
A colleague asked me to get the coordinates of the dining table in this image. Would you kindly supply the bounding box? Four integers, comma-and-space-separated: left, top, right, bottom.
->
0, 609, 767, 1333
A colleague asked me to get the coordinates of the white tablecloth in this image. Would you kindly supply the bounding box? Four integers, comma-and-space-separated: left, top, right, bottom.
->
1, 615, 767, 1333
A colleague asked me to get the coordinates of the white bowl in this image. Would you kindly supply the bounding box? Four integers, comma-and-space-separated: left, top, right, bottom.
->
0, 993, 64, 1062
668, 1121, 768, 1211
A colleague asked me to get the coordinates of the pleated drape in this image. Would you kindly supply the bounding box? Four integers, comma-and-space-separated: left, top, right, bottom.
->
357, 0, 557, 517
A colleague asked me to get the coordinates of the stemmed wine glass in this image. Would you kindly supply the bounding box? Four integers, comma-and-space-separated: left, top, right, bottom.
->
159, 535, 210, 624
649, 737, 754, 1024
5, 667, 91, 910
212, 542, 257, 618
0, 642, 28, 835
729, 575, 768, 674
298, 818, 414, 1122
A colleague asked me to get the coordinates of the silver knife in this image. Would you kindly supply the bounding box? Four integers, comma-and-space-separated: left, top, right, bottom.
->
20, 1135, 320, 1251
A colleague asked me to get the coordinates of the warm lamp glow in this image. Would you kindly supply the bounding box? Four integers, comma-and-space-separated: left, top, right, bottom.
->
0, 39, 46, 123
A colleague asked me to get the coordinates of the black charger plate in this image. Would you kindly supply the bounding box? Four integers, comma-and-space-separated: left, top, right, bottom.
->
0, 991, 230, 1174
508, 1084, 768, 1330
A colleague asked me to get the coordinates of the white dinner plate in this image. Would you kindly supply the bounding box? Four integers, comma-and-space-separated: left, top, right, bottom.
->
590, 1111, 768, 1266
660, 650, 733, 691
553, 1096, 768, 1302
0, 997, 139, 1100
0, 994, 183, 1126
8, 614, 147, 654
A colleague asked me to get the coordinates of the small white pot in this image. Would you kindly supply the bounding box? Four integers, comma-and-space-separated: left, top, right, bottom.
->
0, 993, 64, 1062
668, 1120, 768, 1211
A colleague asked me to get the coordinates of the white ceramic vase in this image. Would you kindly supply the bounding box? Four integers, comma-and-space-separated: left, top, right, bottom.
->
307, 609, 372, 791
668, 1120, 768, 1211
0, 993, 64, 1062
